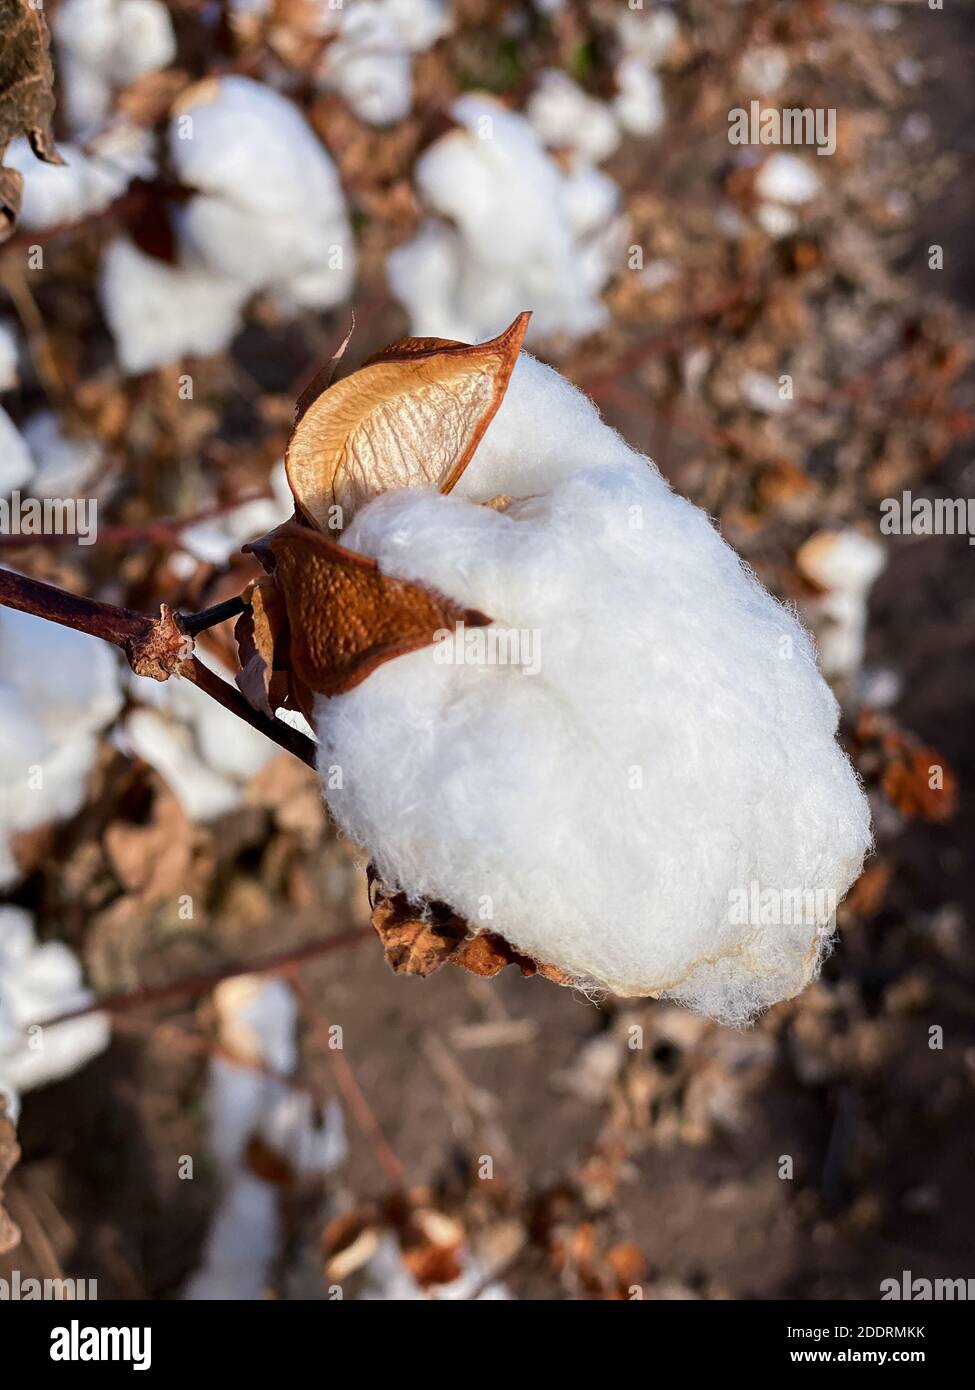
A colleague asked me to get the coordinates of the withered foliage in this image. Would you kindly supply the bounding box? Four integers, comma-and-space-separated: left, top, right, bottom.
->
0, 0, 62, 239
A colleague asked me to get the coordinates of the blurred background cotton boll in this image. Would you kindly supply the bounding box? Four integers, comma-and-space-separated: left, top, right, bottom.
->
0, 0, 973, 1309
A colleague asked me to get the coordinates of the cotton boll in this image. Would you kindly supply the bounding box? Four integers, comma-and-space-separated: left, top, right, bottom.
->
185, 976, 345, 1301
0, 408, 34, 494
56, 0, 177, 135
613, 58, 666, 138
100, 238, 249, 374
797, 529, 887, 681
315, 372, 870, 1026
0, 907, 110, 1099
527, 70, 621, 164
388, 95, 623, 344
615, 9, 680, 69
756, 154, 820, 205
170, 77, 356, 310
318, 0, 451, 126
322, 7, 413, 126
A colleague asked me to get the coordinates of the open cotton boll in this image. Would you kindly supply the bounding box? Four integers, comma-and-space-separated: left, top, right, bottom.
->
100, 238, 249, 374
185, 976, 345, 1300
170, 77, 355, 311
526, 70, 621, 164
56, 0, 177, 135
615, 8, 680, 68
0, 907, 110, 1099
387, 95, 623, 344
0, 408, 34, 494
315, 372, 870, 1026
613, 57, 666, 138
796, 529, 887, 682
317, 0, 451, 126
0, 607, 122, 887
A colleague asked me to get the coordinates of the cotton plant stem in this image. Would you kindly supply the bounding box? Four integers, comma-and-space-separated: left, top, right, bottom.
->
0, 566, 318, 768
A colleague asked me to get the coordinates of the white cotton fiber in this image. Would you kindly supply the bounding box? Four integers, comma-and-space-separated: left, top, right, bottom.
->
317, 0, 451, 126
527, 70, 621, 164
796, 529, 887, 681
0, 606, 122, 887
56, 0, 177, 135
0, 907, 110, 1099
171, 76, 356, 312
99, 239, 249, 374
387, 94, 624, 344
314, 357, 871, 1026
20, 412, 103, 498
123, 643, 281, 824
6, 126, 155, 230
185, 976, 345, 1300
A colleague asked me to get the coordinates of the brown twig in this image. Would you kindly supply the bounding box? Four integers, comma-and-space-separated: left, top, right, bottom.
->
32, 927, 372, 1030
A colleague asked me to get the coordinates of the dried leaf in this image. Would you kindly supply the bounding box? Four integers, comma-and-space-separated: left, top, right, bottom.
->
285, 311, 530, 528
245, 521, 490, 697
234, 575, 297, 719
0, 0, 64, 241
882, 747, 958, 824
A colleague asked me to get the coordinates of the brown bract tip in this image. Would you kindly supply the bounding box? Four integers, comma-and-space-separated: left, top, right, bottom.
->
284, 311, 531, 529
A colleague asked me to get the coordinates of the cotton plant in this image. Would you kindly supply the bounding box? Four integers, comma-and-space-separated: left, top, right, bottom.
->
0, 605, 123, 887
0, 906, 110, 1112
226, 313, 871, 1027
54, 0, 177, 136
184, 975, 345, 1300
101, 76, 356, 373
316, 0, 452, 127
387, 94, 626, 346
